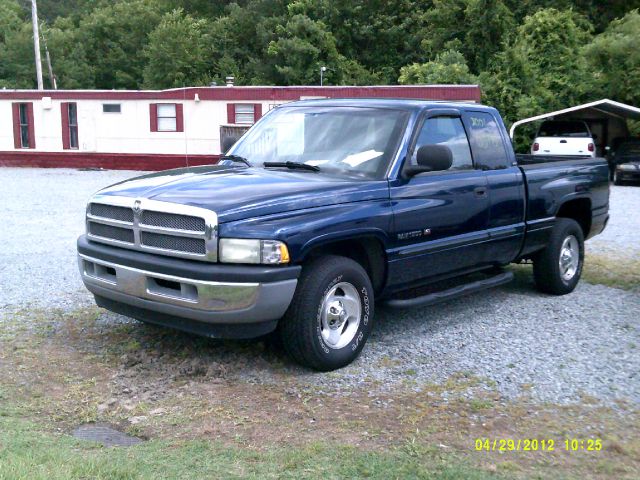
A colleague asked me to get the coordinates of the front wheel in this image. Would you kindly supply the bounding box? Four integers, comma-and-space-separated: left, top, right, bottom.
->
278, 255, 374, 371
533, 218, 584, 295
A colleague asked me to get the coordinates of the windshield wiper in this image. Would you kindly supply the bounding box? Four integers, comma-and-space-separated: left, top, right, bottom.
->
263, 161, 320, 172
220, 155, 252, 167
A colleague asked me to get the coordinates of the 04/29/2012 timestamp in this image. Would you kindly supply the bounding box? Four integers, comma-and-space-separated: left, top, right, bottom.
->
475, 438, 603, 452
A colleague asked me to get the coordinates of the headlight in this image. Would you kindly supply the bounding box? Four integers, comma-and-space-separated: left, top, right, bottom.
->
618, 164, 634, 171
219, 239, 290, 264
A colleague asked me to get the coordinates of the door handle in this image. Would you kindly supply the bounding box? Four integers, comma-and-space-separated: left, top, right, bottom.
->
474, 187, 487, 197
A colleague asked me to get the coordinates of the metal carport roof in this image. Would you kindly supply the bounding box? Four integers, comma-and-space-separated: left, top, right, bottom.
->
509, 99, 640, 138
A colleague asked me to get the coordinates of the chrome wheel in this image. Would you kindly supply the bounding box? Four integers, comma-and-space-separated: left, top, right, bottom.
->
559, 235, 580, 281
320, 282, 362, 349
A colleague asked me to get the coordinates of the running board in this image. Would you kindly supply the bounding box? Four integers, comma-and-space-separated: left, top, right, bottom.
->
384, 270, 514, 309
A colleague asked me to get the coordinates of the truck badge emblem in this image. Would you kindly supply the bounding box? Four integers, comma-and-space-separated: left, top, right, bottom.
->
133, 199, 142, 216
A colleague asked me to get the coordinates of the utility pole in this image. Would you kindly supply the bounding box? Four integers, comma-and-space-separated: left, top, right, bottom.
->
31, 0, 43, 90
41, 29, 57, 89
320, 66, 326, 86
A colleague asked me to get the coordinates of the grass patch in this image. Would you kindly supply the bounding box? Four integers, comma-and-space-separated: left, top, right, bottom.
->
0, 416, 502, 480
510, 253, 640, 292
582, 253, 640, 291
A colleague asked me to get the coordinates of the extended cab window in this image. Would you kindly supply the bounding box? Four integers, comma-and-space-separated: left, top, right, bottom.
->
411, 117, 473, 170
464, 112, 510, 169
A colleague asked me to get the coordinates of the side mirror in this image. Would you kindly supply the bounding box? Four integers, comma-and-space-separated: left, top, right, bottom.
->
405, 144, 453, 177
221, 136, 239, 154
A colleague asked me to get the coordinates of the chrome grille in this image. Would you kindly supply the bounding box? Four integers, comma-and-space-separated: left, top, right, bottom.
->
141, 232, 206, 254
89, 203, 134, 223
86, 196, 217, 262
88, 222, 134, 244
140, 211, 206, 232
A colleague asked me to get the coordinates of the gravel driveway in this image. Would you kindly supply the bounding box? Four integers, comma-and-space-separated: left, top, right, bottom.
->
1, 168, 638, 406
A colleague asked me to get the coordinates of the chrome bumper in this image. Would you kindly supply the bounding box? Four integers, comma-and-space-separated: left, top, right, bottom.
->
78, 254, 297, 324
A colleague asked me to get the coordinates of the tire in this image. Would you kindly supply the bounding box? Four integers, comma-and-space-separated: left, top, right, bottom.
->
533, 218, 584, 295
614, 172, 622, 186
278, 255, 374, 371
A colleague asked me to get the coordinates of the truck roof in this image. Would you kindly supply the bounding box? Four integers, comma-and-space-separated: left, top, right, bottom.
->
286, 98, 490, 112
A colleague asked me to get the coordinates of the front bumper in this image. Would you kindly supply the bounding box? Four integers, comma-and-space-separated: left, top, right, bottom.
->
77, 235, 300, 338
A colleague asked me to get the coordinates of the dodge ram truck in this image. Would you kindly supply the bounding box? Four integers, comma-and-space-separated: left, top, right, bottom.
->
77, 99, 610, 371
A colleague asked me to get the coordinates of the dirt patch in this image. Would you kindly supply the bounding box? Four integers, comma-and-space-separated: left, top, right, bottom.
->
1, 307, 638, 479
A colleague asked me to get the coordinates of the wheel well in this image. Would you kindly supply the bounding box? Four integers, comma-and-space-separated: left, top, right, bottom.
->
303, 237, 387, 293
556, 198, 591, 238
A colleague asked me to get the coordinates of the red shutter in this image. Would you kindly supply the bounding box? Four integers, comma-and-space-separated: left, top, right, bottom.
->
254, 103, 262, 122
227, 103, 235, 124
12, 103, 20, 149
61, 102, 70, 150
26, 103, 35, 149
150, 104, 158, 132
176, 103, 184, 132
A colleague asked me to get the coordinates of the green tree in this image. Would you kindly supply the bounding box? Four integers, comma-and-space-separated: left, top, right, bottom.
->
295, 0, 430, 83
143, 9, 212, 88
265, 13, 343, 85
482, 8, 594, 150
398, 49, 477, 85
45, 18, 95, 89
463, 0, 515, 72
77, 0, 168, 89
585, 10, 640, 105
0, 23, 38, 88
483, 8, 594, 121
419, 0, 467, 61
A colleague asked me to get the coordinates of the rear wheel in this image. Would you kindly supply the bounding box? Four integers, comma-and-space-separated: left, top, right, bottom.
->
533, 218, 584, 295
278, 255, 373, 371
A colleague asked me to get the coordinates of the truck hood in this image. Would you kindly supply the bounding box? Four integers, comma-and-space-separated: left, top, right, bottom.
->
96, 165, 389, 223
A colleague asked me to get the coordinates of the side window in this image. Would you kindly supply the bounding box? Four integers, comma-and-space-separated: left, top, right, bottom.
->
412, 117, 473, 170
463, 112, 510, 169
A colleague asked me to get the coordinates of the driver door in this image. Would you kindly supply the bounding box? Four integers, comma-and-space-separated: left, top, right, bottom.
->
387, 111, 491, 290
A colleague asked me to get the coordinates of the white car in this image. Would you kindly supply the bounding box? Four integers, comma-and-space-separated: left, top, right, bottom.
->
531, 120, 595, 157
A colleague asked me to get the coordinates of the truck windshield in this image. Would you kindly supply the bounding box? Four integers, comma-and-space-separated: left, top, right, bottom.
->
228, 106, 408, 179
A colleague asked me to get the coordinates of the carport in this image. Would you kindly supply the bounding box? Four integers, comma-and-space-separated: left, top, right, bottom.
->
509, 99, 640, 157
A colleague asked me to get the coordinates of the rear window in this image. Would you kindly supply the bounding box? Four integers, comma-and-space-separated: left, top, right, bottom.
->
538, 121, 590, 138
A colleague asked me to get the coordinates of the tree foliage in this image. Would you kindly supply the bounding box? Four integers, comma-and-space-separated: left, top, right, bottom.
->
585, 10, 640, 106
0, 0, 638, 133
399, 50, 477, 85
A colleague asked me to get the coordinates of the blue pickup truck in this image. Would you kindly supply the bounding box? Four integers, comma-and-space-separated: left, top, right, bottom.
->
78, 99, 610, 370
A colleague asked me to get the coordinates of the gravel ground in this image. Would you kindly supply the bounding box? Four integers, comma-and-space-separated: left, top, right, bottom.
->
1, 168, 639, 405
588, 185, 640, 257
0, 168, 141, 311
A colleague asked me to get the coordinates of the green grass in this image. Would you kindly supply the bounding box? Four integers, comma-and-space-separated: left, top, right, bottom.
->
0, 417, 503, 480
510, 253, 640, 292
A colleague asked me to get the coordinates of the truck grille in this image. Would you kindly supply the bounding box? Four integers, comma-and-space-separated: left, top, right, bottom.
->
88, 222, 135, 244
140, 211, 206, 232
86, 196, 217, 262
140, 232, 206, 254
